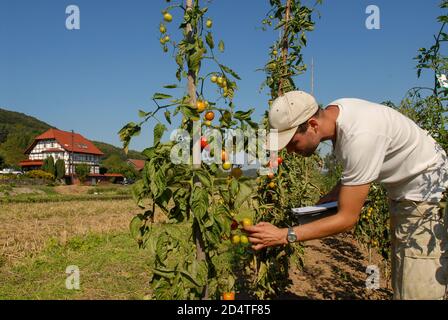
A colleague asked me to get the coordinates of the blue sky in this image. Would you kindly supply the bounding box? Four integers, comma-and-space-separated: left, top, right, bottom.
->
0, 0, 444, 152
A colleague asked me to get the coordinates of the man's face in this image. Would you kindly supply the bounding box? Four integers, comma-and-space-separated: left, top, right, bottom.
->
285, 124, 320, 157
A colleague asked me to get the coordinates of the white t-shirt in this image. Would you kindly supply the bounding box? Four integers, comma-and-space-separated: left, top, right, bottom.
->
329, 98, 448, 202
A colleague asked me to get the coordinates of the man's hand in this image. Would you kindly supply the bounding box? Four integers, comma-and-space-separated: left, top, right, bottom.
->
243, 222, 288, 251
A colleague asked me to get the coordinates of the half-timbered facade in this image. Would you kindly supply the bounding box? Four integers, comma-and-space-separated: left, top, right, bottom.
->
20, 128, 104, 176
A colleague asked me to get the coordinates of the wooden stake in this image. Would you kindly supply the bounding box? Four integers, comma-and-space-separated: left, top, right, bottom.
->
186, 0, 208, 300
278, 0, 291, 97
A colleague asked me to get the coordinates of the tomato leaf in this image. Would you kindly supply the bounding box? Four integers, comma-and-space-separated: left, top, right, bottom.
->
219, 64, 241, 80
190, 186, 209, 221
205, 32, 214, 49
118, 122, 141, 154
153, 93, 172, 100
156, 188, 172, 212
257, 262, 268, 284
234, 110, 254, 120
164, 110, 172, 125
230, 179, 239, 198
138, 110, 149, 118
154, 123, 167, 146
130, 214, 145, 241
194, 170, 211, 188
218, 40, 225, 52
235, 181, 253, 209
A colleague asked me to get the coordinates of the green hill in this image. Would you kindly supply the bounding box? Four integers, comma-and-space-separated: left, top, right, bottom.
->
92, 141, 144, 162
0, 108, 53, 167
0, 108, 144, 169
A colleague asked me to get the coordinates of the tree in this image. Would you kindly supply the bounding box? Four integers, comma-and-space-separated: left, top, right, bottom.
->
75, 163, 90, 183
55, 159, 66, 180
42, 156, 55, 176
101, 154, 139, 180
0, 153, 4, 169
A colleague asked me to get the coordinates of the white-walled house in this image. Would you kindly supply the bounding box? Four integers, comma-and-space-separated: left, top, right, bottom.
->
20, 128, 104, 176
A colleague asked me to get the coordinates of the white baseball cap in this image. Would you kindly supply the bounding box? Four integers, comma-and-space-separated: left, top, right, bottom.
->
267, 91, 319, 151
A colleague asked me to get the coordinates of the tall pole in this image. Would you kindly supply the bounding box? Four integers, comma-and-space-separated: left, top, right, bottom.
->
186, 0, 208, 300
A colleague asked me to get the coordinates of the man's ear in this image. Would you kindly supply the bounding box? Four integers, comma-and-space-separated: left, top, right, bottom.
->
308, 118, 319, 132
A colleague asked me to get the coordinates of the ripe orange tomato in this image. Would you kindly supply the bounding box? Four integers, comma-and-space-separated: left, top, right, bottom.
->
196, 100, 206, 113
277, 156, 283, 165
267, 172, 275, 179
222, 292, 235, 300
205, 111, 215, 121
221, 150, 228, 162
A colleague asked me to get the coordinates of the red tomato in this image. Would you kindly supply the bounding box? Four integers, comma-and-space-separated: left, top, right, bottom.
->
200, 137, 208, 149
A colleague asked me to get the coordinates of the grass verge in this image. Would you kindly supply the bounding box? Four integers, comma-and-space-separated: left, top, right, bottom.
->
0, 232, 151, 300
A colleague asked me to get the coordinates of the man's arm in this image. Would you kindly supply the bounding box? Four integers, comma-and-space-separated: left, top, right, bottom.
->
244, 183, 370, 250
316, 181, 341, 205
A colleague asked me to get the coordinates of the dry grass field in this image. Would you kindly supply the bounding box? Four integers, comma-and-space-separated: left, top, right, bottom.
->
0, 185, 392, 300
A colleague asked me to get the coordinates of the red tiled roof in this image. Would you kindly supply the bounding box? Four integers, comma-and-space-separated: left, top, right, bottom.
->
127, 159, 145, 171
24, 129, 104, 156
104, 173, 125, 177
19, 160, 44, 167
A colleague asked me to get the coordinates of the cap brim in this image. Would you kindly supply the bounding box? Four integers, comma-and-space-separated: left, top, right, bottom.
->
266, 126, 298, 151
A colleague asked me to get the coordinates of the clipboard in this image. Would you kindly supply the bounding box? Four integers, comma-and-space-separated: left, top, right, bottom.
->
291, 201, 338, 216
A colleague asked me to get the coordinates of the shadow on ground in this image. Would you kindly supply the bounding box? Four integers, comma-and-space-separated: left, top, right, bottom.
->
279, 235, 393, 300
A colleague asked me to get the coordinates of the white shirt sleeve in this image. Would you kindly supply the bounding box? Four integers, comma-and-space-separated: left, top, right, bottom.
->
339, 132, 391, 186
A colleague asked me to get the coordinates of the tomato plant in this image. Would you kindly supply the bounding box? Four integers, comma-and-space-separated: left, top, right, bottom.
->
354, 184, 391, 260
120, 0, 258, 300
249, 0, 323, 299
399, 0, 448, 151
